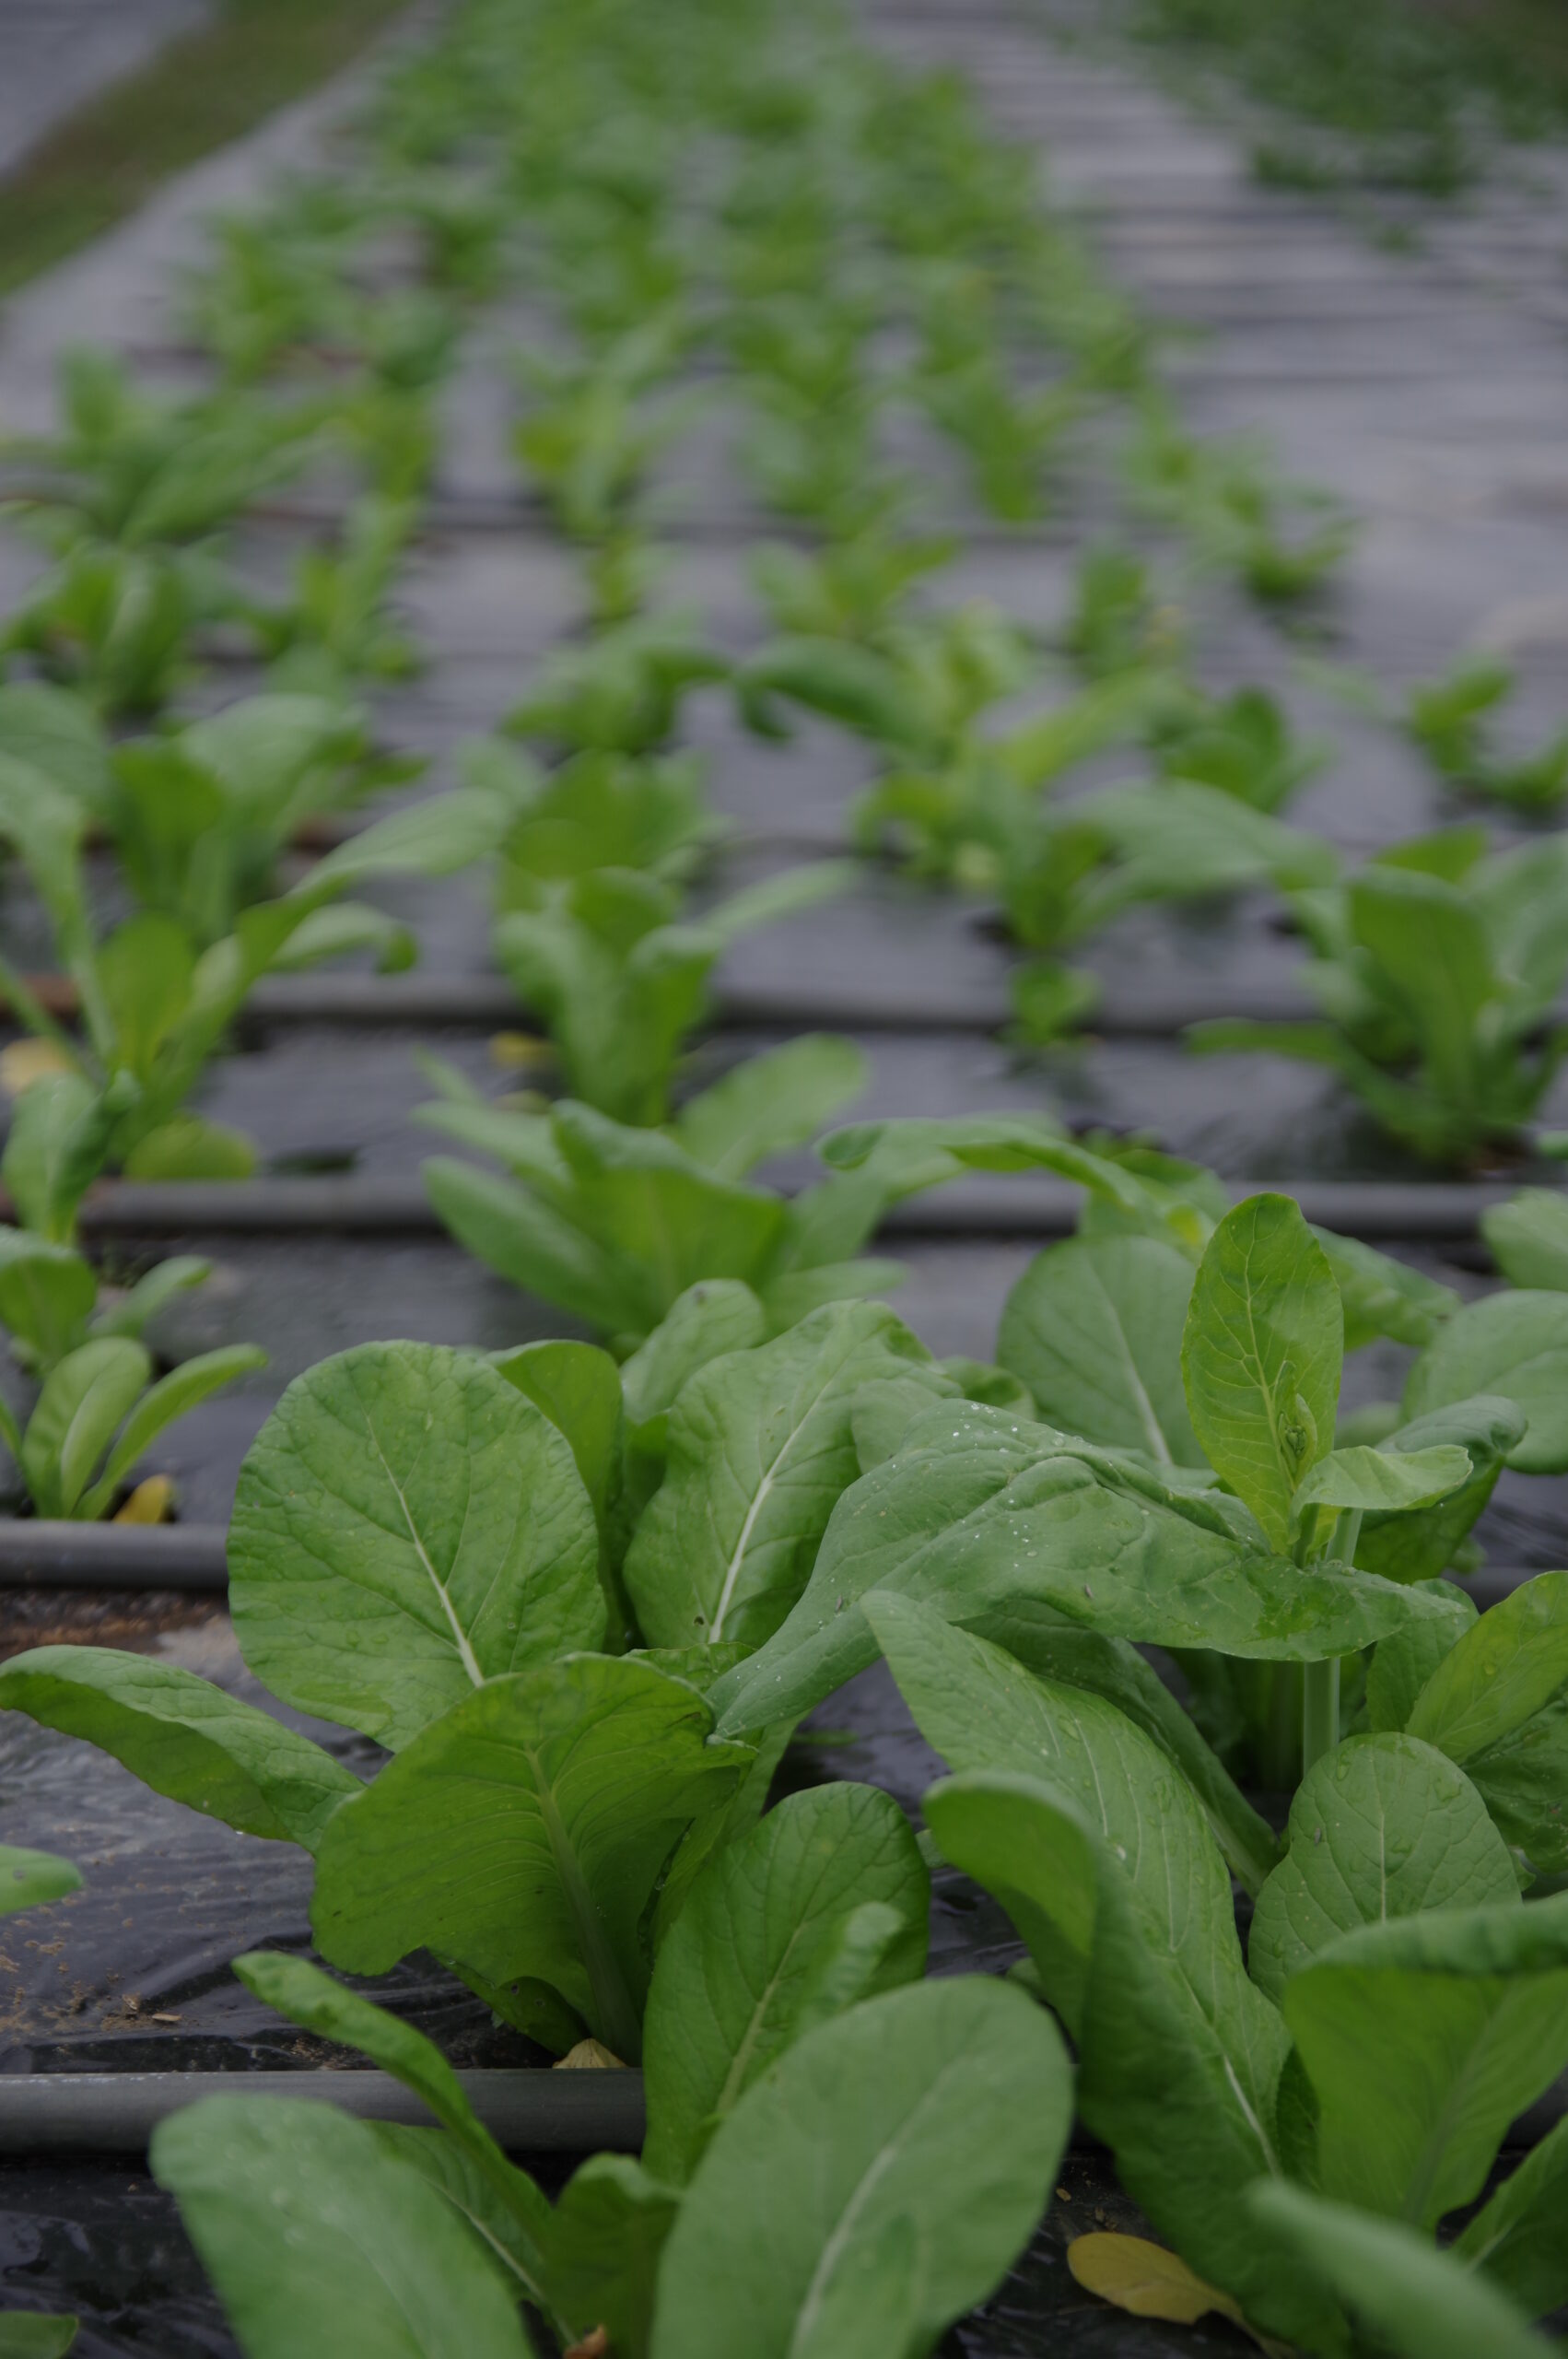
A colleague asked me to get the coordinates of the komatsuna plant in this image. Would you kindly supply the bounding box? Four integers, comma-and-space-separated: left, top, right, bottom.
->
417, 1045, 908, 1347
1191, 827, 1568, 1164
502, 610, 730, 758
140, 1904, 1070, 2358
1406, 652, 1568, 816
464, 738, 720, 915
886, 1595, 1568, 2353
0, 1294, 996, 2044
0, 757, 508, 1223
45, 685, 421, 946
484, 862, 851, 1125
0, 1192, 265, 1524
714, 1124, 1530, 1806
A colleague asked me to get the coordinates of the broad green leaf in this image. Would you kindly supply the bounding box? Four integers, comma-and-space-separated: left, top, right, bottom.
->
1315, 1227, 1458, 1352
1456, 2110, 1568, 2319
491, 1340, 622, 1523
1353, 1395, 1524, 1585
1366, 1583, 1478, 1732
545, 2154, 678, 2359
1483, 1190, 1568, 1293
0, 1648, 357, 1848
1351, 865, 1496, 1109
997, 1235, 1199, 1465
641, 1781, 928, 2185
668, 1035, 867, 1180
22, 1337, 149, 1517
423, 1156, 633, 1334
619, 1281, 768, 1442
1180, 1193, 1341, 1548
310, 1655, 753, 2061
870, 1594, 1281, 2111
98, 914, 196, 1077
1406, 1572, 1568, 1762
293, 783, 508, 898
367, 2124, 557, 2315
229, 1343, 604, 1750
0, 1228, 95, 1367
1464, 1692, 1568, 1877
151, 2097, 534, 2359
0, 1074, 110, 1244
924, 1774, 1334, 2351
710, 1402, 1446, 1736
0, 1841, 81, 1916
122, 1113, 258, 1180
232, 1951, 549, 2298
1405, 1292, 1568, 1473
1249, 2183, 1551, 2359
1292, 1442, 1470, 1518
77, 1342, 267, 1519
969, 1598, 1279, 1894
1248, 1735, 1518, 2002
649, 1977, 1072, 2359
624, 1301, 934, 1652
849, 1371, 963, 1472
1284, 1894, 1568, 2227
0, 680, 109, 804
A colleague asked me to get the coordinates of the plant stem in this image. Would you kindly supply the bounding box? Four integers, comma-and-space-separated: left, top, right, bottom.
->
1302, 1656, 1340, 1775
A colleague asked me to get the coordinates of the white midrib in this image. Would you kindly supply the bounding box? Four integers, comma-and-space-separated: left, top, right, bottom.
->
369, 1427, 485, 1685
710, 1394, 827, 1641
1089, 1273, 1173, 1467
787, 2130, 903, 2358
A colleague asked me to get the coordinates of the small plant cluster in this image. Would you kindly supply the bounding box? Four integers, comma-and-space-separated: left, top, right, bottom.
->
9, 1121, 1568, 2353
1121, 0, 1568, 202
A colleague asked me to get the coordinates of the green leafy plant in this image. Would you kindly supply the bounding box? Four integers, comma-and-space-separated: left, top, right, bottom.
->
143, 1942, 1068, 2359
716, 1127, 1530, 1799
1192, 828, 1568, 1164
0, 540, 237, 716
503, 612, 729, 757
466, 738, 720, 913
482, 863, 852, 1125
0, 770, 507, 1224
1406, 654, 1568, 815
1126, 396, 1354, 604
0, 347, 323, 553
513, 316, 698, 541
1154, 683, 1328, 813
418, 1049, 909, 1346
249, 494, 425, 693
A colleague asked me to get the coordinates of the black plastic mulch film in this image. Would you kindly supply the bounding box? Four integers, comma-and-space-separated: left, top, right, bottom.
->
1, 0, 1567, 2351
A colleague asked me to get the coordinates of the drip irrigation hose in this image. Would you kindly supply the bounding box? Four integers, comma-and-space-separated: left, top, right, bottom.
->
0, 2066, 646, 2155
53, 1172, 1518, 1243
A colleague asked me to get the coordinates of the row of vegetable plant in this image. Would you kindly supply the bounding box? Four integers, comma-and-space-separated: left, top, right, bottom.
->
2, 0, 1568, 2350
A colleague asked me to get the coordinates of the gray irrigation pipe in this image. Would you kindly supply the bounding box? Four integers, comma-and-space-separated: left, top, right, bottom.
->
0, 1522, 1541, 1602
62, 1172, 1524, 1244
0, 2062, 1557, 2159
0, 2066, 645, 2155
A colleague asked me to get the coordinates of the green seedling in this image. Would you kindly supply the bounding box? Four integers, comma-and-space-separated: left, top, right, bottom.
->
513, 315, 699, 541
484, 862, 849, 1125
1407, 655, 1568, 815
464, 738, 720, 912
1, 346, 323, 552
1192, 828, 1568, 1164
249, 496, 425, 693
0, 752, 507, 1229
1126, 397, 1354, 604
505, 611, 730, 757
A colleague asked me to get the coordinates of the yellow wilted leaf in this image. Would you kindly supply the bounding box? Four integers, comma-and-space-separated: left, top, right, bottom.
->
1068, 2233, 1246, 2330
114, 1476, 177, 1526
555, 2037, 626, 2070
489, 1030, 553, 1073
0, 1039, 75, 1097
